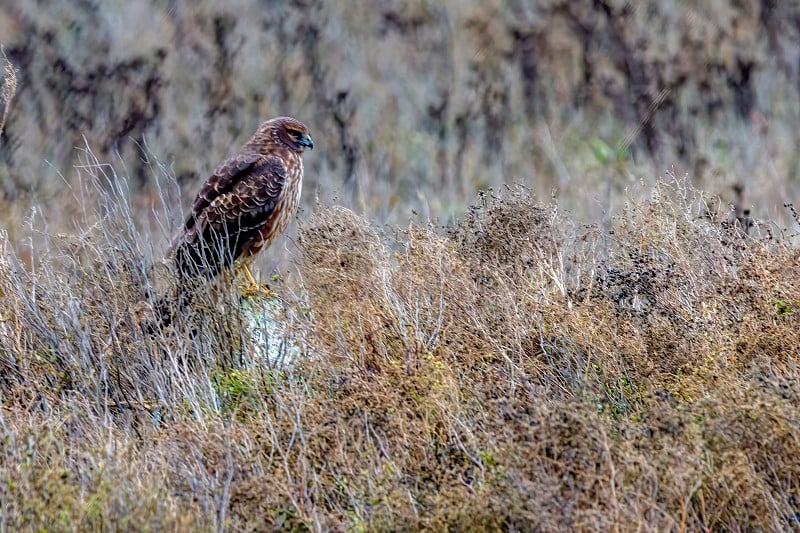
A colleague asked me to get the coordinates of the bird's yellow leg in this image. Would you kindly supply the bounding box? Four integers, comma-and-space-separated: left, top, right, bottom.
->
242, 264, 258, 287
239, 264, 278, 299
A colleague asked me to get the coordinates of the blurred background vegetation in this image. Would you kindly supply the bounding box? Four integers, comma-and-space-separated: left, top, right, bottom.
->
1, 0, 799, 256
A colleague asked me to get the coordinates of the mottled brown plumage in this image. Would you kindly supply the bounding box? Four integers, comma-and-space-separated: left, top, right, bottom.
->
168, 116, 313, 282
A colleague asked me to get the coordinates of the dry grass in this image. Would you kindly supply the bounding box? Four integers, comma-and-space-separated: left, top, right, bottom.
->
1, 158, 798, 530
0, 47, 16, 139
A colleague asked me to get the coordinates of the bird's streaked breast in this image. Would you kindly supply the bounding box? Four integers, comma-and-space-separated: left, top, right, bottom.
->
250, 153, 303, 257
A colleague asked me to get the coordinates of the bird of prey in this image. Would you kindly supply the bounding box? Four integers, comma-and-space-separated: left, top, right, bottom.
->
155, 116, 313, 327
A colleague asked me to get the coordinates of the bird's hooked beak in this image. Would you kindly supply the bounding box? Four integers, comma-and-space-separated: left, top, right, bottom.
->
298, 133, 314, 150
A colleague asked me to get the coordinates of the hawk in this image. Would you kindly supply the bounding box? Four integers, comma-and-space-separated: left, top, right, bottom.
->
155, 116, 313, 327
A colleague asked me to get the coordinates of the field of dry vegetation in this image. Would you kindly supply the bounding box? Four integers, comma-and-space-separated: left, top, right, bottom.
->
1, 162, 799, 530
2, 1, 800, 531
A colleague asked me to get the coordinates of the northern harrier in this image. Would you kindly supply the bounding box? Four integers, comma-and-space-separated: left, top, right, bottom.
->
156, 116, 313, 326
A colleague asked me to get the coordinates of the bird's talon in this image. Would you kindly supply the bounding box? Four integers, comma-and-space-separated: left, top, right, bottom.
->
261, 283, 278, 298
240, 282, 278, 300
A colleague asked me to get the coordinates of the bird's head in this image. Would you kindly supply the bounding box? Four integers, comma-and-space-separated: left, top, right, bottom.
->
262, 116, 314, 153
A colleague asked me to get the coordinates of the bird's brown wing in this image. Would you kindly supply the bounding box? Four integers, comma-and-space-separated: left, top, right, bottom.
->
173, 155, 288, 279
201, 156, 286, 240
183, 150, 263, 233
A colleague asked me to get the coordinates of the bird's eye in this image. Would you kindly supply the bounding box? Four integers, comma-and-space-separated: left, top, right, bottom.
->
287, 129, 302, 138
